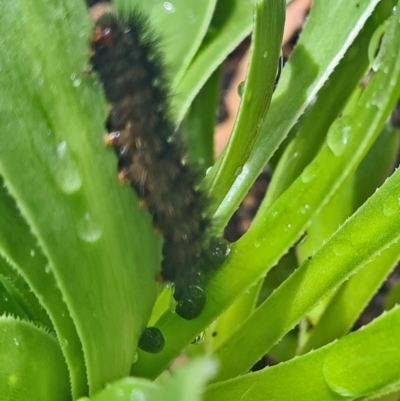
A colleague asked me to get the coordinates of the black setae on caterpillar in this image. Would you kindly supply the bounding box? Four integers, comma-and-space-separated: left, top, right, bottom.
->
90, 9, 228, 320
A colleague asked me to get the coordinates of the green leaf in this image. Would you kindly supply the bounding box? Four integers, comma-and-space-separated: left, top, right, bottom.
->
0, 177, 87, 397
208, 1, 400, 381
182, 67, 221, 175
0, 316, 70, 401
323, 309, 400, 397
204, 306, 400, 401
89, 359, 216, 401
132, 1, 400, 379
205, 0, 285, 230
301, 124, 400, 352
385, 281, 400, 310
206, 0, 385, 232
174, 0, 256, 122
263, 2, 391, 207
114, 0, 217, 91
0, 0, 160, 394
213, 155, 400, 381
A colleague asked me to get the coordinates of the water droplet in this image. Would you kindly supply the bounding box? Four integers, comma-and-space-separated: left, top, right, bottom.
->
163, 2, 174, 12
327, 120, 351, 156
286, 223, 292, 229
45, 264, 51, 274
191, 331, 205, 344
72, 78, 82, 87
77, 213, 102, 243
301, 204, 310, 214
60, 338, 69, 348
263, 51, 268, 58
383, 196, 399, 216
302, 165, 317, 183
132, 352, 139, 364
130, 389, 147, 401
54, 142, 82, 194
30, 249, 35, 257
13, 337, 19, 346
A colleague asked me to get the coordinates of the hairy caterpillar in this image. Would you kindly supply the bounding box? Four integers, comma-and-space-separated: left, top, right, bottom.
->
89, 9, 226, 320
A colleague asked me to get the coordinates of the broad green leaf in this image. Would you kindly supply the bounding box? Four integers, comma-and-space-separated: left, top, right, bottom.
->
205, 0, 386, 232
114, 0, 217, 90
0, 316, 70, 401
0, 0, 160, 394
204, 306, 400, 401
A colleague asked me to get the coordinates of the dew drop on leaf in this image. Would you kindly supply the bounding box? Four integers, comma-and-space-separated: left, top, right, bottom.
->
301, 164, 317, 183
327, 120, 350, 156
77, 213, 102, 243
130, 389, 147, 401
301, 204, 310, 214
54, 141, 82, 194
163, 2, 175, 12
